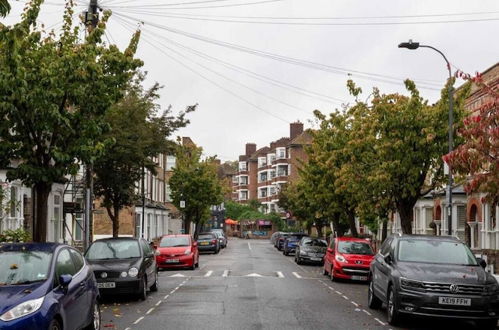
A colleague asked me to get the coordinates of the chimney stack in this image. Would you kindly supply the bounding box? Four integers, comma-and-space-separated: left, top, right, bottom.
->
290, 122, 304, 140
245, 143, 257, 156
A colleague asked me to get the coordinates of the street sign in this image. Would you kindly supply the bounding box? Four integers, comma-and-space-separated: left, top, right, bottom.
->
180, 200, 185, 208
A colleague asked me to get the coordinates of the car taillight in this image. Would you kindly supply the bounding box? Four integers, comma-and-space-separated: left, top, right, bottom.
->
212, 239, 217, 244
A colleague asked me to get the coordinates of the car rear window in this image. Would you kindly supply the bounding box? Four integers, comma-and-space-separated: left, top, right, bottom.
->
160, 236, 190, 247
86, 240, 141, 260
338, 241, 373, 255
398, 239, 478, 265
198, 234, 214, 240
302, 238, 327, 247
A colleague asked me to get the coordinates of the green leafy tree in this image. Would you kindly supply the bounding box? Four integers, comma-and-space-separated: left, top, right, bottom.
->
169, 145, 224, 238
93, 74, 195, 237
0, 0, 10, 18
0, 1, 142, 241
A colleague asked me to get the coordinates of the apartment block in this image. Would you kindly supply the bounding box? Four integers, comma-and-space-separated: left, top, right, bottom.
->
233, 122, 312, 214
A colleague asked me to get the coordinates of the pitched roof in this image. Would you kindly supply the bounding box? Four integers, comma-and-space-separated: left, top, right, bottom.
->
289, 130, 313, 146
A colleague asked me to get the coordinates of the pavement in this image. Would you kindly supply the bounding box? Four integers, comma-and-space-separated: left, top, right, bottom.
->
100, 238, 491, 330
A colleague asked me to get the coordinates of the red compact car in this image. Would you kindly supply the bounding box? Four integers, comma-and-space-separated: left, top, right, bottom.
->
323, 237, 374, 281
155, 234, 199, 270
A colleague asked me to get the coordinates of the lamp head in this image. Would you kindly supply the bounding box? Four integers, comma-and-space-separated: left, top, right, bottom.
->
398, 39, 420, 50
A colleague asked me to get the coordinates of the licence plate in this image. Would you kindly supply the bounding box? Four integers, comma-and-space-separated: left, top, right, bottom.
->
351, 276, 368, 281
310, 257, 322, 261
97, 282, 115, 289
166, 259, 179, 263
201, 242, 209, 245
439, 297, 471, 306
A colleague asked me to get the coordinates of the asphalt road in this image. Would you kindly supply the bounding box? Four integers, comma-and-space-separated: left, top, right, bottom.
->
100, 238, 490, 330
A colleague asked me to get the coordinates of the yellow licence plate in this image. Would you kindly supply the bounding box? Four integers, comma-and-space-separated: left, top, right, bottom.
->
201, 242, 209, 245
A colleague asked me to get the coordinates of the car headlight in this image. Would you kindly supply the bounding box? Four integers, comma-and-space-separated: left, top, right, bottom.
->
128, 267, 139, 277
184, 249, 191, 255
485, 283, 499, 294
300, 250, 309, 256
0, 296, 44, 321
335, 255, 346, 263
400, 277, 423, 290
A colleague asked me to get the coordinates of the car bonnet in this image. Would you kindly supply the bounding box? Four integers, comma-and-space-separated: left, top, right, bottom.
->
397, 261, 487, 285
0, 281, 49, 316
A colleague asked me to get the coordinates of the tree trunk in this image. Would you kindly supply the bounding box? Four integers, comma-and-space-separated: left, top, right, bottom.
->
347, 210, 358, 237
316, 224, 323, 239
105, 206, 120, 238
332, 215, 346, 237
381, 218, 388, 243
33, 182, 51, 242
184, 215, 191, 235
194, 221, 201, 240
397, 202, 414, 234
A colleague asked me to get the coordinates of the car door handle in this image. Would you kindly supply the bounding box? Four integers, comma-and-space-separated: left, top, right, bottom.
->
79, 282, 86, 287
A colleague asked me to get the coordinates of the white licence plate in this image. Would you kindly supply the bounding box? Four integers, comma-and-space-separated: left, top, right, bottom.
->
97, 282, 116, 289
166, 259, 179, 263
438, 297, 471, 306
310, 257, 322, 261
351, 276, 368, 281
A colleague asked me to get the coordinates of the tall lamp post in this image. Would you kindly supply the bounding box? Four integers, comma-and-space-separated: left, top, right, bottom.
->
398, 40, 454, 236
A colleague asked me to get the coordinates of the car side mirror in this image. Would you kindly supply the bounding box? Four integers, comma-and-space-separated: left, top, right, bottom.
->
193, 242, 198, 247
59, 274, 72, 292
476, 257, 487, 269
384, 254, 393, 265
327, 248, 333, 254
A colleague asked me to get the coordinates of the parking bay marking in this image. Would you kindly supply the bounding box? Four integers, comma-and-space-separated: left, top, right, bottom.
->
204, 270, 213, 277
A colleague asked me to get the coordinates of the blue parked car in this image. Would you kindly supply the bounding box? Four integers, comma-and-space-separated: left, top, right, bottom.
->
0, 243, 100, 330
283, 233, 308, 256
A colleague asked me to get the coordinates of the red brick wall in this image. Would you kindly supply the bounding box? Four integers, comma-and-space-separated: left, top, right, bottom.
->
248, 160, 258, 200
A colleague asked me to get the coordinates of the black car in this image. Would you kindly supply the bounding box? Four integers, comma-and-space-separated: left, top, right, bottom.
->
85, 237, 158, 300
295, 237, 327, 264
197, 232, 220, 253
368, 234, 499, 328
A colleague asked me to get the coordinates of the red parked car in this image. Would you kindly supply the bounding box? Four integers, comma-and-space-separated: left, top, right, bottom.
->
155, 234, 199, 270
323, 237, 374, 282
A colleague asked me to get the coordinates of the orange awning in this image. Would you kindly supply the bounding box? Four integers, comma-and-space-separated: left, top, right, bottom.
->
225, 219, 238, 225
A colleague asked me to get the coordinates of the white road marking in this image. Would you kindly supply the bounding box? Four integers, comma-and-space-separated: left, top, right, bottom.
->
222, 270, 229, 277
133, 316, 144, 324
362, 309, 372, 316
155, 301, 162, 306
245, 273, 263, 277
164, 294, 170, 299
292, 272, 302, 279
248, 242, 252, 250
342, 295, 349, 300
374, 318, 386, 326
146, 307, 155, 315
335, 290, 342, 295
169, 273, 185, 277
351, 301, 359, 307
124, 328, 131, 330
204, 270, 213, 277
276, 271, 285, 278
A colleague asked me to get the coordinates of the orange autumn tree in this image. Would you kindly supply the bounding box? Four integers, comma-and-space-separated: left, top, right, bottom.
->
444, 71, 499, 206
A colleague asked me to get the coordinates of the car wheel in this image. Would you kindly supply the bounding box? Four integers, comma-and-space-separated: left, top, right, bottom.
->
138, 277, 147, 301
296, 256, 302, 265
330, 266, 337, 282
84, 301, 101, 330
323, 266, 328, 276
195, 256, 199, 268
475, 319, 498, 330
150, 271, 159, 292
387, 285, 402, 325
283, 249, 288, 256
49, 318, 62, 330
367, 279, 382, 309
190, 257, 196, 270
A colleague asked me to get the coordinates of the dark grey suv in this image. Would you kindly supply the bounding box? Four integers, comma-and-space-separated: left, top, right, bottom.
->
368, 234, 499, 328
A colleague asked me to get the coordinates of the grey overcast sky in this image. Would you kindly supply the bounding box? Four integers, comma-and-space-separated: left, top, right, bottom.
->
5, 0, 499, 161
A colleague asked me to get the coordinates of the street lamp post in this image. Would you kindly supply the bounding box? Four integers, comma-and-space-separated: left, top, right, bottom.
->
398, 40, 454, 236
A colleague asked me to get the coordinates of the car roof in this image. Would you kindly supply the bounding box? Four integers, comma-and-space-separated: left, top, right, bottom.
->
396, 234, 460, 242
93, 237, 140, 242
161, 234, 190, 238
0, 242, 62, 253
336, 237, 371, 242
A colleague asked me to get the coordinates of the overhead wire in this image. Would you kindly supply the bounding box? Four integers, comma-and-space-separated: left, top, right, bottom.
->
112, 12, 442, 90
114, 16, 292, 124
107, 0, 285, 10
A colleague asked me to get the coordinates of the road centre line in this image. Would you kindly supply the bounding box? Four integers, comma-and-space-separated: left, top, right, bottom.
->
248, 242, 252, 250
164, 294, 169, 299
146, 307, 155, 315
155, 301, 162, 306
133, 317, 144, 325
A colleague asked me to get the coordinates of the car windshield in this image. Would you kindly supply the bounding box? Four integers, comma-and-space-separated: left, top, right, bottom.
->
398, 239, 478, 265
338, 241, 373, 255
302, 238, 327, 247
160, 236, 190, 247
86, 240, 141, 260
0, 251, 52, 285
198, 234, 214, 240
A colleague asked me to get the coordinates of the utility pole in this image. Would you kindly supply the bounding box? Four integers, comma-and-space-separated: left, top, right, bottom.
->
83, 0, 99, 252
